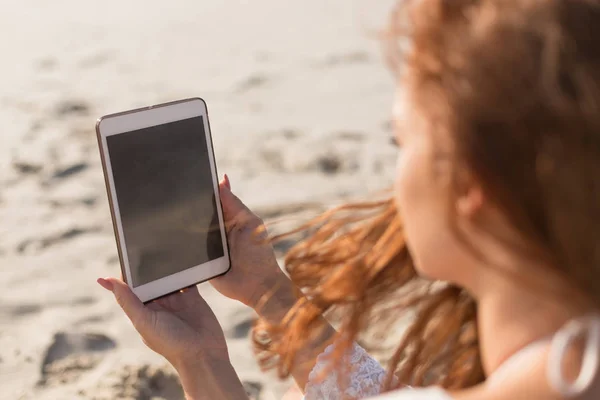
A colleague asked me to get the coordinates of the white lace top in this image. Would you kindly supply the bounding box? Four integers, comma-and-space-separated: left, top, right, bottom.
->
303, 342, 452, 400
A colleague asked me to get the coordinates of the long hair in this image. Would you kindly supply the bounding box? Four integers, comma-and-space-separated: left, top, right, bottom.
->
252, 0, 600, 392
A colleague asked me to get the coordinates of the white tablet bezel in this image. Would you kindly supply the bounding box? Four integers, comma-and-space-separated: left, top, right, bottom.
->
96, 98, 230, 303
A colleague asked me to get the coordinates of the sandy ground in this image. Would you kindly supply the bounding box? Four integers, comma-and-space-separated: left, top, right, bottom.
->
0, 1, 398, 398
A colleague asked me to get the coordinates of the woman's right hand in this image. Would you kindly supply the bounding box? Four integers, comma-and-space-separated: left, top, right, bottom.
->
212, 175, 292, 311
216, 176, 335, 391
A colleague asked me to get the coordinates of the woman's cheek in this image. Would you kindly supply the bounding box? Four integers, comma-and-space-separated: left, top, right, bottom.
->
394, 149, 412, 218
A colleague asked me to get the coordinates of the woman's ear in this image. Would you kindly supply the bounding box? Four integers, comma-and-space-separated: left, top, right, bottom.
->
454, 167, 484, 217
456, 185, 484, 217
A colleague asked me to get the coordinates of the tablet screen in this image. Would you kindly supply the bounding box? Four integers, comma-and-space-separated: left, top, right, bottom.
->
106, 116, 224, 287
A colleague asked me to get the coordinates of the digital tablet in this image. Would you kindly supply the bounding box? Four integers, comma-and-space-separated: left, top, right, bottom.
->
96, 98, 230, 303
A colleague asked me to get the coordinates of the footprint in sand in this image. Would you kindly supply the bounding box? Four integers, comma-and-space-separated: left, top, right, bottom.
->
317, 51, 370, 67
81, 351, 269, 400
243, 381, 264, 400
7, 303, 42, 318
335, 130, 365, 142
106, 254, 120, 266
16, 226, 101, 254
12, 160, 43, 175
316, 153, 343, 174
236, 73, 270, 93
226, 310, 257, 340
95, 364, 185, 400
71, 296, 97, 307
51, 162, 89, 180
53, 99, 90, 118
258, 129, 364, 175
48, 195, 98, 209
273, 237, 298, 257
37, 57, 57, 71
72, 313, 109, 328
39, 332, 116, 386
228, 318, 255, 340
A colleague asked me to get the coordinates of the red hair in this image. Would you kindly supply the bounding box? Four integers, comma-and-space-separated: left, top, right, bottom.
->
254, 0, 600, 391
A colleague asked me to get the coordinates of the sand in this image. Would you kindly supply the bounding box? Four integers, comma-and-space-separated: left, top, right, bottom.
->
0, 1, 398, 398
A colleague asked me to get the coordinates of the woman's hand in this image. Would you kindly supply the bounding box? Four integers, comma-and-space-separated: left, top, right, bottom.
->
213, 175, 291, 310
97, 278, 226, 364
216, 176, 334, 392
97, 278, 248, 400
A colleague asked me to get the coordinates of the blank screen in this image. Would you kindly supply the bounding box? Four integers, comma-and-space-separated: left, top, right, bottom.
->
106, 116, 224, 287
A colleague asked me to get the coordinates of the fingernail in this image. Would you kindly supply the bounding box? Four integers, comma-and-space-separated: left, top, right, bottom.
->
224, 174, 231, 190
97, 278, 114, 291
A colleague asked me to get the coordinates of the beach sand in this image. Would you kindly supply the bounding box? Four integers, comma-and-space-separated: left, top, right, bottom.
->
0, 1, 397, 398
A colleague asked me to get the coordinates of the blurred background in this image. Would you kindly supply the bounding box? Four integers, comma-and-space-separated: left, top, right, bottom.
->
0, 1, 398, 398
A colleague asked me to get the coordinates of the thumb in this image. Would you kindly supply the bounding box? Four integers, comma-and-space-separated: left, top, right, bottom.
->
99, 277, 151, 332
218, 177, 251, 222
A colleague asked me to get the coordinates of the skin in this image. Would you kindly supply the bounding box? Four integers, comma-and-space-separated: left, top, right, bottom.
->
99, 96, 595, 399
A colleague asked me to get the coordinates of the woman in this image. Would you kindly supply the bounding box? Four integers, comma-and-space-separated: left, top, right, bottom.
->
97, 0, 600, 398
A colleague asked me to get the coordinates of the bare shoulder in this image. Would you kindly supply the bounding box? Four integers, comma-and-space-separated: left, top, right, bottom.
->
451, 343, 561, 400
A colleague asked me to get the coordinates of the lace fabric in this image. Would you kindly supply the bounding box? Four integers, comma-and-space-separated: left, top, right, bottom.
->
303, 341, 453, 399
303, 342, 388, 400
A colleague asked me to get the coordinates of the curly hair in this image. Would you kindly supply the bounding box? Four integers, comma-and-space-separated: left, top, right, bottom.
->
252, 0, 600, 392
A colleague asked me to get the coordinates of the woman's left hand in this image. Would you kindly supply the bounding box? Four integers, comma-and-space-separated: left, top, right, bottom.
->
98, 277, 227, 365
97, 278, 249, 399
